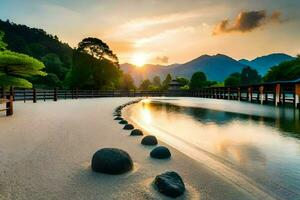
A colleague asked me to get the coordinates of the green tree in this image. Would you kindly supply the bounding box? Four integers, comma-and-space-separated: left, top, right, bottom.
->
0, 31, 7, 50
139, 79, 151, 90
120, 73, 135, 90
240, 66, 261, 85
41, 53, 67, 79
190, 71, 207, 89
225, 72, 241, 87
67, 50, 121, 89
0, 31, 46, 88
263, 57, 300, 82
152, 76, 161, 87
162, 73, 172, 90
78, 37, 118, 64
176, 77, 189, 86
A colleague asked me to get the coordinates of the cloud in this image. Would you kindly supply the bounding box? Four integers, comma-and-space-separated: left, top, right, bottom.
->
213, 10, 283, 35
156, 56, 169, 64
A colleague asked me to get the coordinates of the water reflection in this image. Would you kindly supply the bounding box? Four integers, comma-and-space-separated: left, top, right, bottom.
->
127, 98, 300, 200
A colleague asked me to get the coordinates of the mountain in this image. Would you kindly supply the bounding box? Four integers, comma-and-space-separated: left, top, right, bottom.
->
121, 54, 246, 83
168, 54, 245, 81
239, 53, 295, 75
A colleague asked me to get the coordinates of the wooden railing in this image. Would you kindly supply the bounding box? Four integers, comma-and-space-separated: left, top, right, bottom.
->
1, 78, 300, 109
0, 95, 13, 116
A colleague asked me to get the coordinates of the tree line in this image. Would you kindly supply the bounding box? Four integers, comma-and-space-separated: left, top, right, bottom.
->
0, 20, 299, 90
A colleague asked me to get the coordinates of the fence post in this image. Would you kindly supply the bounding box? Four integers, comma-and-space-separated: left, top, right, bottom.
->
248, 87, 252, 102
33, 88, 37, 103
76, 88, 79, 99
1, 87, 4, 98
259, 86, 264, 104
6, 94, 13, 116
9, 86, 14, 101
237, 88, 241, 101
295, 83, 300, 109
54, 88, 58, 101
275, 84, 281, 106
227, 88, 231, 100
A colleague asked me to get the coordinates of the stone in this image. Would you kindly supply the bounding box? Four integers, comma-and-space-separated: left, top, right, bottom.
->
141, 135, 158, 146
114, 117, 123, 120
130, 129, 143, 136
119, 120, 128, 124
150, 146, 171, 159
91, 148, 133, 175
123, 124, 134, 130
154, 171, 185, 198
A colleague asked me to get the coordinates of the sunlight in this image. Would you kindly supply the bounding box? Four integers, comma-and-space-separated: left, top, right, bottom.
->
131, 53, 148, 67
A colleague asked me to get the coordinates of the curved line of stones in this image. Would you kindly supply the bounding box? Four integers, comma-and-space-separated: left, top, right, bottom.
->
111, 98, 186, 198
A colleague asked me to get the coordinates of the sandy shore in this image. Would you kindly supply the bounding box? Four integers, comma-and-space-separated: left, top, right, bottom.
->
0, 98, 266, 199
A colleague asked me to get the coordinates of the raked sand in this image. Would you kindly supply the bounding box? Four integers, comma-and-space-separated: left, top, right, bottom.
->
0, 98, 266, 200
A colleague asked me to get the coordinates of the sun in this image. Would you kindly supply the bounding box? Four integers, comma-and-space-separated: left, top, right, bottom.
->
131, 53, 148, 67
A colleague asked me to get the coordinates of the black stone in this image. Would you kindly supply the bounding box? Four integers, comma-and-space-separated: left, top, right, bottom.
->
119, 120, 128, 124
114, 117, 123, 120
141, 135, 158, 146
154, 171, 185, 198
91, 148, 133, 175
130, 129, 143, 136
150, 146, 171, 159
123, 124, 134, 130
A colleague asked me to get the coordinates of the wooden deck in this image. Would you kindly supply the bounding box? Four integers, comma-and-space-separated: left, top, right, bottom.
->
1, 78, 300, 109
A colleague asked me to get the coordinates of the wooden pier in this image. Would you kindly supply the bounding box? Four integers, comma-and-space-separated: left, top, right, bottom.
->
1, 78, 299, 110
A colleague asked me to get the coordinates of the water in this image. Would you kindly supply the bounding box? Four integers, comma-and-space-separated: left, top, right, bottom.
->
125, 97, 300, 200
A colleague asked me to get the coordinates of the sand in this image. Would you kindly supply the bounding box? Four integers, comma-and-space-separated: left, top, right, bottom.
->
0, 98, 273, 200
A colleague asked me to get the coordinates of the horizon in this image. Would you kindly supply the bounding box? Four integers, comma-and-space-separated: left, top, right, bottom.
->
1, 0, 300, 65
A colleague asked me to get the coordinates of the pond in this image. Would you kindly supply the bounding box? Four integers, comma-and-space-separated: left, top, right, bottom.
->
125, 97, 300, 200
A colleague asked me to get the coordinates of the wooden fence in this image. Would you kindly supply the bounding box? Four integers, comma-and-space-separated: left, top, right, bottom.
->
1, 78, 299, 109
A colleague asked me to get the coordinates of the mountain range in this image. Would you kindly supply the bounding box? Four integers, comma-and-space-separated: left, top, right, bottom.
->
121, 53, 295, 84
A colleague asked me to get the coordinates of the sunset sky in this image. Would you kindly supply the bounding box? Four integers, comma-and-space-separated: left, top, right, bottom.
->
1, 0, 300, 65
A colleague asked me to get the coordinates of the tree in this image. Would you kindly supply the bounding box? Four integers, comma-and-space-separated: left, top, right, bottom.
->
162, 74, 172, 90
190, 71, 207, 89
263, 57, 300, 82
240, 66, 261, 85
176, 77, 189, 86
152, 76, 161, 87
0, 31, 7, 50
120, 73, 135, 90
67, 50, 121, 89
139, 79, 151, 90
78, 37, 118, 64
225, 72, 241, 87
41, 53, 66, 79
0, 31, 46, 88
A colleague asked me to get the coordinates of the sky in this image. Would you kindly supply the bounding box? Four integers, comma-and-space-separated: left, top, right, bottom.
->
0, 0, 300, 65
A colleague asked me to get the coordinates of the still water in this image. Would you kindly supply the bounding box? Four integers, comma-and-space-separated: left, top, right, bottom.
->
126, 97, 300, 200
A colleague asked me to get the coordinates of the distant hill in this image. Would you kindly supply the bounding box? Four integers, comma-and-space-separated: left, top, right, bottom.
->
168, 54, 245, 81
239, 53, 295, 75
121, 54, 246, 83
122, 53, 295, 84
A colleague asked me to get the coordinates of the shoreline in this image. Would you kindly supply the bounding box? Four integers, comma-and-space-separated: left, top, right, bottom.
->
0, 98, 270, 199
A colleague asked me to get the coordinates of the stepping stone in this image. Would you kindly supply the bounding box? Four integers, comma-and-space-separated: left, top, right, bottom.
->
114, 117, 123, 120
123, 124, 134, 130
91, 148, 133, 175
141, 135, 158, 146
130, 129, 143, 136
119, 120, 128, 124
154, 171, 185, 198
150, 146, 171, 159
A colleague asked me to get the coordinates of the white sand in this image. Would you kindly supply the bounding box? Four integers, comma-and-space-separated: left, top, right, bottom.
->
0, 98, 271, 200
